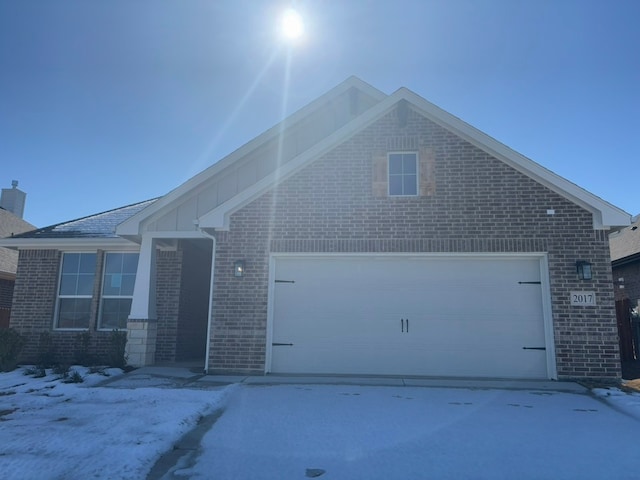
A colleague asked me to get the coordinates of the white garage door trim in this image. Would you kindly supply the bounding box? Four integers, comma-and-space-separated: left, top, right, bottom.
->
265, 253, 557, 379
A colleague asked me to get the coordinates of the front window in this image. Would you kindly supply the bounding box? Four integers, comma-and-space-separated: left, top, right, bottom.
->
98, 252, 139, 330
388, 152, 418, 196
56, 253, 97, 329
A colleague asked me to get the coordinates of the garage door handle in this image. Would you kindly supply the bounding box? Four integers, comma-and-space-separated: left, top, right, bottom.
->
522, 347, 546, 350
401, 319, 409, 333
272, 343, 294, 346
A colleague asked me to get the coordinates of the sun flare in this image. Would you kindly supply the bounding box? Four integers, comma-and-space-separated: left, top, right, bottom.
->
281, 8, 304, 41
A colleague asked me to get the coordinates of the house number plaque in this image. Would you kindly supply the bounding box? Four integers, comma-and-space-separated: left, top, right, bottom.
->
570, 291, 596, 306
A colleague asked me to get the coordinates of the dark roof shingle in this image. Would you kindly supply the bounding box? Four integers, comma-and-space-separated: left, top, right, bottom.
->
10, 198, 158, 240
610, 214, 640, 263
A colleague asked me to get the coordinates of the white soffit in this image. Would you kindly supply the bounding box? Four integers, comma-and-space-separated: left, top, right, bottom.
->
0, 237, 139, 250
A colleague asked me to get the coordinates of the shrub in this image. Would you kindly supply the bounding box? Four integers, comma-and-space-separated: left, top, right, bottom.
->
89, 365, 109, 376
0, 328, 26, 372
52, 363, 70, 377
36, 331, 57, 369
24, 365, 46, 377
63, 369, 84, 384
107, 329, 128, 369
73, 331, 96, 366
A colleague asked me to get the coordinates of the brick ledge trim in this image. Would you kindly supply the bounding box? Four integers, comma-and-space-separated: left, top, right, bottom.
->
270, 238, 549, 253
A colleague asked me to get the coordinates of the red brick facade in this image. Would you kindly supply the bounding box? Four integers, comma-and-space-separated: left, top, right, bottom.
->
10, 243, 208, 366
7, 104, 621, 381
210, 107, 619, 379
155, 241, 211, 363
155, 249, 183, 362
11, 249, 115, 362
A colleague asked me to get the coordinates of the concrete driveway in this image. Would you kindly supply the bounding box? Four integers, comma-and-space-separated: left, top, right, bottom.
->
157, 378, 639, 480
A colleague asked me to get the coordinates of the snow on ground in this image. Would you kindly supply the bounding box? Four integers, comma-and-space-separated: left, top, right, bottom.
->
181, 384, 640, 480
0, 366, 230, 480
3, 367, 640, 480
593, 385, 640, 420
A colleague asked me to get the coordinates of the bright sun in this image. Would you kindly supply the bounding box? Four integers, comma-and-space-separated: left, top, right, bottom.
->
281, 8, 304, 41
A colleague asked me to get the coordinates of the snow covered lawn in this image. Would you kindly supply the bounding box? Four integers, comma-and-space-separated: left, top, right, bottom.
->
3, 368, 640, 480
181, 383, 640, 480
0, 367, 230, 480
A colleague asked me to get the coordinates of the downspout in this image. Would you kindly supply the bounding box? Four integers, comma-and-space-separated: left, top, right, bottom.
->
199, 228, 216, 375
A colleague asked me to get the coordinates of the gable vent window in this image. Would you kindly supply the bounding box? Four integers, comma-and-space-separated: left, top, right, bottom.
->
388, 152, 418, 196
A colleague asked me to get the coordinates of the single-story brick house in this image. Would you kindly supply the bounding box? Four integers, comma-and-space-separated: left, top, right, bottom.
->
610, 214, 640, 363
611, 215, 640, 306
1, 77, 631, 381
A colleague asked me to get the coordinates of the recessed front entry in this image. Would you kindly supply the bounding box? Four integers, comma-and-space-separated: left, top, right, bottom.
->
269, 255, 552, 379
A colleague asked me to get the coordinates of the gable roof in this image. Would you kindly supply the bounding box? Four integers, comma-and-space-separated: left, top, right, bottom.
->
116, 76, 386, 238
0, 199, 157, 249
610, 214, 640, 266
195, 84, 630, 231
0, 207, 36, 238
1, 77, 630, 248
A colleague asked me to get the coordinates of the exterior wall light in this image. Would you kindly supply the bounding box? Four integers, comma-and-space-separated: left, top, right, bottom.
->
234, 260, 245, 277
576, 261, 592, 280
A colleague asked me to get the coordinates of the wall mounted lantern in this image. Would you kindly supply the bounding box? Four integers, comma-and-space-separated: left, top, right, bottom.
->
234, 260, 245, 277
576, 261, 592, 280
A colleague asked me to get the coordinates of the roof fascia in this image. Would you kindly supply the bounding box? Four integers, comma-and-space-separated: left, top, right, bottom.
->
612, 251, 640, 268
199, 92, 403, 229
116, 76, 387, 237
397, 88, 631, 229
0, 271, 16, 281
0, 237, 140, 250
200, 87, 630, 231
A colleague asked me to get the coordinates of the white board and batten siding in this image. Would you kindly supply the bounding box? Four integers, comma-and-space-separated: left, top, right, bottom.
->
267, 254, 556, 379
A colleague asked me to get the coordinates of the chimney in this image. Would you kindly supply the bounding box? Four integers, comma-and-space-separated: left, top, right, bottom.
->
0, 180, 27, 219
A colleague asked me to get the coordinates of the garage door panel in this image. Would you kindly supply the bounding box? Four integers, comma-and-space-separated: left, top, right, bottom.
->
271, 256, 549, 378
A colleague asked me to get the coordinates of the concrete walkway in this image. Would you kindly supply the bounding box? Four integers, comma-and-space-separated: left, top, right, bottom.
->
100, 365, 588, 393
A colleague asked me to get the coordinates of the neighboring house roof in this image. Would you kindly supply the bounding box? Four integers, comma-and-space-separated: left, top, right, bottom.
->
117, 77, 630, 238
611, 214, 640, 267
0, 207, 36, 278
0, 199, 157, 249
0, 207, 36, 238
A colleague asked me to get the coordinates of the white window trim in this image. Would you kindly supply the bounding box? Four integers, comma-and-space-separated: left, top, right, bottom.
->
387, 151, 419, 197
53, 252, 97, 331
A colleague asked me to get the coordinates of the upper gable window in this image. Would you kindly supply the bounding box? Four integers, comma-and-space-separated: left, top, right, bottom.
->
388, 152, 418, 196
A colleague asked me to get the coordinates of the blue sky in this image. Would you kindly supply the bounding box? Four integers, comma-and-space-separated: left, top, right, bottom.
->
1, 0, 638, 228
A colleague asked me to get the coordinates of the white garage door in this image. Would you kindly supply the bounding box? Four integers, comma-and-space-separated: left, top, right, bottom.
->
269, 255, 551, 379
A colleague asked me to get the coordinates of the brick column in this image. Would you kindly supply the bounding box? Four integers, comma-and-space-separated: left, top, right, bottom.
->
126, 320, 157, 366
